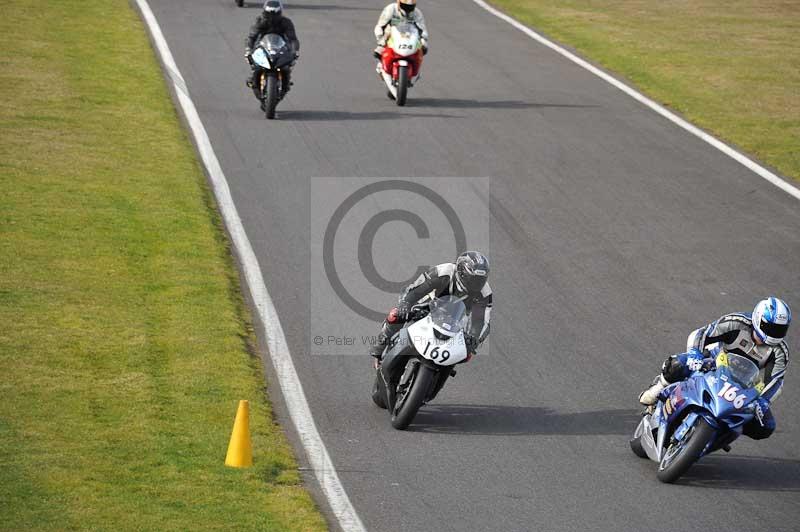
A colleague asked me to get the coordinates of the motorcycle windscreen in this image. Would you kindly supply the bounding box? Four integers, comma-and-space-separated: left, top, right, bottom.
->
716, 352, 760, 388
392, 22, 418, 38
429, 296, 468, 335
260, 33, 288, 53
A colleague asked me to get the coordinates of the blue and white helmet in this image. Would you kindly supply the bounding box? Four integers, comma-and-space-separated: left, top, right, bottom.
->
752, 297, 791, 346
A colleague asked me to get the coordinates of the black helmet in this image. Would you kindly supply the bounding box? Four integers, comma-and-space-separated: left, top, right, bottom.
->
455, 251, 490, 296
263, 0, 283, 22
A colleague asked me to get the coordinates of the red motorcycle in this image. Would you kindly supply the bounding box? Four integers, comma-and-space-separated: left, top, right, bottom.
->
376, 22, 424, 106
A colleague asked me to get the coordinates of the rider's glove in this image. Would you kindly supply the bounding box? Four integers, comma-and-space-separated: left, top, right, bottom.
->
390, 303, 411, 323
465, 334, 478, 353
700, 358, 716, 372
754, 397, 769, 427
397, 303, 411, 321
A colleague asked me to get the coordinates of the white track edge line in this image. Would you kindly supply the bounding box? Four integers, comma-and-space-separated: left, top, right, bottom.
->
134, 2, 367, 530
471, 0, 800, 201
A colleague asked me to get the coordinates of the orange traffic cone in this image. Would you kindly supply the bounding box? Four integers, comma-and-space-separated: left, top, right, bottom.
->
225, 400, 253, 468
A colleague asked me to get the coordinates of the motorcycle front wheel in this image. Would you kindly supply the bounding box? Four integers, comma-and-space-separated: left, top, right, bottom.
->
629, 435, 648, 459
390, 363, 435, 430
396, 65, 409, 107
657, 416, 715, 483
264, 74, 279, 119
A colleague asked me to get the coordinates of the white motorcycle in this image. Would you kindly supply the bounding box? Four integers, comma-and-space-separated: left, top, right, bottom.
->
375, 22, 424, 106
371, 296, 471, 430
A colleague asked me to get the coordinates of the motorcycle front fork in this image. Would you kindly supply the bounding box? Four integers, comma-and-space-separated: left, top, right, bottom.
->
258, 71, 288, 99
376, 65, 421, 86
427, 367, 455, 403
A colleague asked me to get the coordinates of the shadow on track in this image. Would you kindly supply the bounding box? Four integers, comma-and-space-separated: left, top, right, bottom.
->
241, 2, 372, 10
278, 110, 460, 121
409, 98, 599, 110
410, 404, 639, 436
679, 455, 800, 492
286, 3, 373, 10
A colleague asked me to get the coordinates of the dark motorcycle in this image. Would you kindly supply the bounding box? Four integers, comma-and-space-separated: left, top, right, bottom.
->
249, 34, 295, 119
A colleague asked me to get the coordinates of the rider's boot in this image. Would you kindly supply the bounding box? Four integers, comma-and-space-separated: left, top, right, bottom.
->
248, 69, 263, 100
282, 70, 293, 96
639, 375, 668, 406
369, 317, 405, 364
369, 331, 388, 362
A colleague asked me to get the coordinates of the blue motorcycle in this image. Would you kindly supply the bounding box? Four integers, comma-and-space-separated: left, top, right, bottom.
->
630, 352, 762, 483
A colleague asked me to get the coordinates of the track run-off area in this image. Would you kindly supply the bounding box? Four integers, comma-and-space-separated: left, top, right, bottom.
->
142, 1, 799, 531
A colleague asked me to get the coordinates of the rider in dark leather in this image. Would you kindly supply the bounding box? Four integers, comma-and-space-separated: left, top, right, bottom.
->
369, 251, 492, 362
244, 1, 299, 98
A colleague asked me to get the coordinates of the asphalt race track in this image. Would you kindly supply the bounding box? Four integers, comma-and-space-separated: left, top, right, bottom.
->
147, 1, 800, 530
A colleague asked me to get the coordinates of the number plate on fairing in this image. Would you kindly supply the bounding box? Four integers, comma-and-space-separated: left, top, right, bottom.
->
407, 317, 467, 366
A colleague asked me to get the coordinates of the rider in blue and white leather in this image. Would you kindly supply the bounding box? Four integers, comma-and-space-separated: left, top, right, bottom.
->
639, 297, 791, 440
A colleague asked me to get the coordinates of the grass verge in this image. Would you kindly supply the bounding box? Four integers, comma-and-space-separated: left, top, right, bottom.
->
489, 0, 799, 180
0, 1, 326, 530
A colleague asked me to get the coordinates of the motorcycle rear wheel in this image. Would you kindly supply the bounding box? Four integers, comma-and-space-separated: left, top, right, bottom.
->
390, 363, 435, 430
657, 417, 715, 483
396, 65, 409, 107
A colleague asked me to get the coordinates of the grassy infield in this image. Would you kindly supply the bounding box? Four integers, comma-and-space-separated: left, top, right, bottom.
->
0, 0, 796, 530
0, 1, 324, 530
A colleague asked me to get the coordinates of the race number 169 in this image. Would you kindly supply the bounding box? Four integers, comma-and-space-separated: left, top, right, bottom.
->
422, 342, 450, 362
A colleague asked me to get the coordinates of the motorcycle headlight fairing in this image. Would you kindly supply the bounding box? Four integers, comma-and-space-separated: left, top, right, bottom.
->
252, 48, 271, 68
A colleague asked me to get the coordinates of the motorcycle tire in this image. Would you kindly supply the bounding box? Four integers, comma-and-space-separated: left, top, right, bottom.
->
396, 65, 409, 107
264, 74, 279, 120
629, 435, 647, 459
656, 416, 715, 483
236, 0, 244, 6
390, 363, 435, 430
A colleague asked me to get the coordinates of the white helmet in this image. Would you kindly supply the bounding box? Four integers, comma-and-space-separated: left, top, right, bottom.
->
397, 0, 417, 16
752, 297, 791, 346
